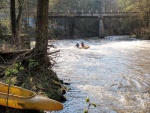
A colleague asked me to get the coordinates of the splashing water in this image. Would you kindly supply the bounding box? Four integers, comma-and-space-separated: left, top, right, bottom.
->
48, 36, 150, 113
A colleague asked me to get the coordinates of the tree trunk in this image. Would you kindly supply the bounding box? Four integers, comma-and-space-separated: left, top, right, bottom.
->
10, 0, 17, 44
16, 0, 24, 49
0, 22, 2, 36
34, 0, 49, 67
10, 0, 24, 49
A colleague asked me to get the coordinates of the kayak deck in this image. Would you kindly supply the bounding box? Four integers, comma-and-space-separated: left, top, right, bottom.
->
78, 46, 90, 49
0, 82, 63, 110
0, 83, 36, 98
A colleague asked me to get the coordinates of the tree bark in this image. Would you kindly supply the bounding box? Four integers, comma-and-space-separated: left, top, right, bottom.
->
16, 0, 24, 49
10, 0, 17, 44
34, 0, 49, 66
10, 0, 24, 49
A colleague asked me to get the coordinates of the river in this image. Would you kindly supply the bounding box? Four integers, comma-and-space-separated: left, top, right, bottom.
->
48, 36, 150, 113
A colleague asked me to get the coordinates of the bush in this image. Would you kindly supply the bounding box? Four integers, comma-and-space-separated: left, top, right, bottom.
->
132, 28, 150, 40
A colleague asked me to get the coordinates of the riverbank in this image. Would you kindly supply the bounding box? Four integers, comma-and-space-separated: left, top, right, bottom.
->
0, 42, 66, 113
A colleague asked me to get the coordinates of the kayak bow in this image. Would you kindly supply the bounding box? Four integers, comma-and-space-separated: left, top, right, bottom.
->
78, 46, 90, 49
0, 82, 63, 111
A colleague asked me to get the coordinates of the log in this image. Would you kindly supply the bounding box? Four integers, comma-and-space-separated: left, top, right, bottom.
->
0, 49, 30, 63
0, 65, 6, 69
0, 49, 29, 55
48, 50, 60, 55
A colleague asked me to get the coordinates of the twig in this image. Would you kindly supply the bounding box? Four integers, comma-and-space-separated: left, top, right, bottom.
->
0, 56, 6, 63
0, 65, 7, 69
48, 50, 60, 55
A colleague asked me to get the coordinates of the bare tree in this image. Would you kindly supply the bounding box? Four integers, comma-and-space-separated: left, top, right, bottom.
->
10, 0, 24, 49
33, 0, 49, 67
10, 0, 17, 43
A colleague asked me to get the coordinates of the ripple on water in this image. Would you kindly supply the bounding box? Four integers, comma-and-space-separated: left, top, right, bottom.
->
50, 36, 150, 113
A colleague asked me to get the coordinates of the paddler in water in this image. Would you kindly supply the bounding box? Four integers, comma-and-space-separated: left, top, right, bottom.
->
81, 42, 84, 47
75, 43, 79, 48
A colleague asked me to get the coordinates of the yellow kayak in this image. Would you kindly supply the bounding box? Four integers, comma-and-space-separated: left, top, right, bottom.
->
78, 46, 90, 49
0, 82, 63, 111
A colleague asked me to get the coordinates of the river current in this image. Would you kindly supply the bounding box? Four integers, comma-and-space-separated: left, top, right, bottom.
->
48, 36, 150, 113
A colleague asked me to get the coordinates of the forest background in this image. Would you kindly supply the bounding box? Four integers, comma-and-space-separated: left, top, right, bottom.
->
0, 0, 150, 40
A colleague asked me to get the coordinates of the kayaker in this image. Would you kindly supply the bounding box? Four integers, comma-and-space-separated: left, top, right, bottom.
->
81, 42, 84, 47
75, 43, 79, 48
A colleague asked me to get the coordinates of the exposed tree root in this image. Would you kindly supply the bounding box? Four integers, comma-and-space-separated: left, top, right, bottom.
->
0, 49, 66, 113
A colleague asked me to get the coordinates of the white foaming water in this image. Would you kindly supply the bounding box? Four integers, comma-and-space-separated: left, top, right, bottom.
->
48, 36, 150, 113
